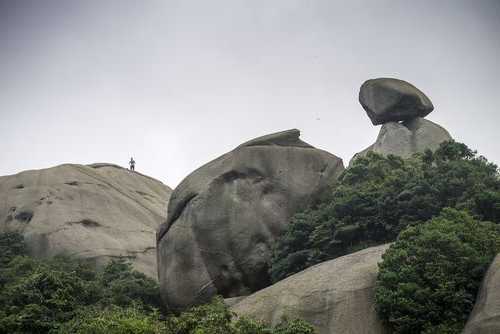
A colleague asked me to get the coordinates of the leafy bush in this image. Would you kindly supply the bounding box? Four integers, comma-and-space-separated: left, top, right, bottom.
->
165, 297, 315, 334
375, 208, 500, 333
57, 305, 165, 334
61, 297, 315, 334
0, 231, 162, 333
270, 141, 500, 282
0, 232, 315, 334
0, 256, 101, 333
98, 258, 163, 312
0, 231, 26, 266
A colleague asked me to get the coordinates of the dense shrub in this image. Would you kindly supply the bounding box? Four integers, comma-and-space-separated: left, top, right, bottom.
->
0, 231, 27, 266
270, 141, 500, 282
57, 305, 165, 334
0, 232, 161, 333
164, 297, 315, 334
375, 208, 500, 333
59, 297, 315, 334
98, 258, 162, 312
0, 232, 315, 334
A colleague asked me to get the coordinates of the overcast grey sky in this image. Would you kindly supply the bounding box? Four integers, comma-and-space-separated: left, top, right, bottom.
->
1, 0, 499, 187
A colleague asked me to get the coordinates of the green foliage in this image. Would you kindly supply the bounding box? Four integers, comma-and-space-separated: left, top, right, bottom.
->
0, 232, 315, 334
0, 232, 162, 334
0, 231, 27, 266
59, 297, 315, 334
270, 141, 500, 282
99, 258, 162, 312
0, 256, 101, 333
57, 305, 165, 334
165, 297, 316, 334
375, 208, 500, 333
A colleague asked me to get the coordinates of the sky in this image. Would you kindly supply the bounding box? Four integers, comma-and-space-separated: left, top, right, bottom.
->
1, 0, 499, 188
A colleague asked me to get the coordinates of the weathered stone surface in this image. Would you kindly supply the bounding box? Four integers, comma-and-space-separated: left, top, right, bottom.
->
157, 129, 344, 311
0, 163, 171, 279
360, 78, 434, 125
463, 254, 500, 334
350, 117, 452, 166
231, 244, 391, 334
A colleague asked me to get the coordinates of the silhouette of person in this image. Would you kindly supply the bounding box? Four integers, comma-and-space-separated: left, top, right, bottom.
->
129, 157, 135, 171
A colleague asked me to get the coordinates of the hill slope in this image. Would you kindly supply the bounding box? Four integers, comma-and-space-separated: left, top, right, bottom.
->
0, 163, 171, 279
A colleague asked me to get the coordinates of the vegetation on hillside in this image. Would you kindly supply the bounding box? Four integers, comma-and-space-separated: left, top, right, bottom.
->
269, 140, 500, 333
2, 140, 499, 333
270, 141, 500, 282
375, 209, 500, 333
0, 231, 315, 334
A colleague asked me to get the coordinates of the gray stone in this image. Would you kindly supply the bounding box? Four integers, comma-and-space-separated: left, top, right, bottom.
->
360, 78, 434, 125
463, 254, 500, 334
0, 163, 171, 279
349, 117, 452, 166
231, 244, 391, 334
157, 129, 344, 311
224, 296, 247, 308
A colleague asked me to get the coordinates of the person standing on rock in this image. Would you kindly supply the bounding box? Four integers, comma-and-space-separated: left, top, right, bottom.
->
129, 157, 135, 171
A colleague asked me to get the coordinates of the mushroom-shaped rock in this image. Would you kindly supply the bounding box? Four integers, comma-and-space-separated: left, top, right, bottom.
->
157, 129, 344, 311
463, 254, 500, 334
231, 245, 391, 334
349, 117, 452, 166
360, 78, 434, 125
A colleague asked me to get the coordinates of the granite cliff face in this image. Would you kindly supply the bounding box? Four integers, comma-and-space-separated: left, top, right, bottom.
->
0, 163, 171, 279
157, 129, 344, 311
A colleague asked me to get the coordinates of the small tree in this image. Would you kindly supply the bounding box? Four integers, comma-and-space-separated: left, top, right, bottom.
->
0, 231, 27, 266
375, 208, 500, 333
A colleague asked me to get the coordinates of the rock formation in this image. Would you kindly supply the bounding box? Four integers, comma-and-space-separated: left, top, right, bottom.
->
463, 254, 500, 334
350, 117, 452, 164
231, 244, 391, 334
352, 78, 451, 165
0, 163, 171, 279
360, 78, 434, 125
157, 129, 344, 311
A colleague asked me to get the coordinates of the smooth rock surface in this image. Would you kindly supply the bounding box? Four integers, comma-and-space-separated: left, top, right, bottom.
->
360, 78, 434, 125
463, 254, 500, 334
157, 129, 344, 311
0, 163, 171, 279
231, 244, 391, 334
350, 117, 452, 166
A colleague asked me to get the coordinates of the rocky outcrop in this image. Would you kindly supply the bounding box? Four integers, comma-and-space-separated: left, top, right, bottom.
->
0, 163, 171, 279
157, 129, 344, 311
360, 78, 434, 125
350, 117, 452, 165
231, 244, 391, 334
352, 78, 451, 165
463, 254, 500, 334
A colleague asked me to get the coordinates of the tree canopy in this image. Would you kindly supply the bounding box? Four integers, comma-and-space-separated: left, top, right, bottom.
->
270, 141, 500, 282
375, 208, 500, 333
0, 232, 315, 333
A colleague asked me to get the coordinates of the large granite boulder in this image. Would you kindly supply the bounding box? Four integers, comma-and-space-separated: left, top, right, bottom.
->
463, 254, 500, 334
157, 129, 344, 311
0, 163, 171, 279
360, 78, 434, 125
231, 244, 391, 334
350, 117, 452, 166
